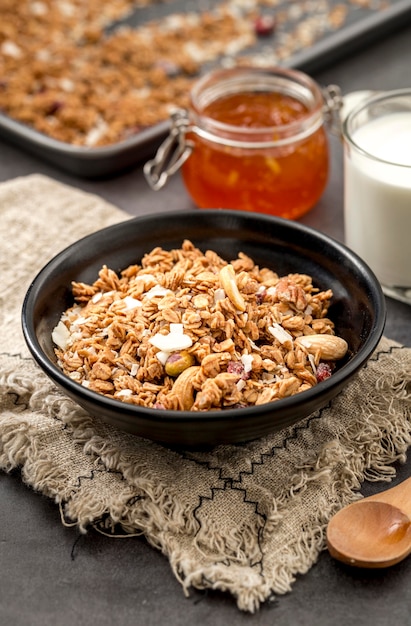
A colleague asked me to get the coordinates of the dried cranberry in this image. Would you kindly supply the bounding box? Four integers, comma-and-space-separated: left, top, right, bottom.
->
227, 361, 245, 376
153, 402, 166, 410
254, 15, 276, 36
316, 362, 333, 382
256, 289, 266, 305
227, 360, 250, 381
47, 100, 64, 115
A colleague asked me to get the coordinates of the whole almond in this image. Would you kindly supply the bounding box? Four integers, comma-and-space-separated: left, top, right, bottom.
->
295, 334, 348, 360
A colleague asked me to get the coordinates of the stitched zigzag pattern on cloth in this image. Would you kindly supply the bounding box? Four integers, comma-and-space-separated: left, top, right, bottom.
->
1, 175, 410, 613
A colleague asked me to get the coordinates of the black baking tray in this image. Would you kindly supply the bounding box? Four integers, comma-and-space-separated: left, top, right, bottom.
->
1, 0, 410, 178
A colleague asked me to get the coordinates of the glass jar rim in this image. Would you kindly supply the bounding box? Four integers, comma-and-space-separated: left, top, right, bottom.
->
188, 66, 325, 148
342, 88, 411, 168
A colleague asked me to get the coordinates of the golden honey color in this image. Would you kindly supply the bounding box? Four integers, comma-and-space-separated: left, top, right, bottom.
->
182, 74, 329, 219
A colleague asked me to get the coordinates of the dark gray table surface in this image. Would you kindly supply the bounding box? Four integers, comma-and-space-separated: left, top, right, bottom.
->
1, 22, 411, 626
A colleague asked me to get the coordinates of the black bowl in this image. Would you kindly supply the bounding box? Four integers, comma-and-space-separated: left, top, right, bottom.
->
22, 210, 386, 448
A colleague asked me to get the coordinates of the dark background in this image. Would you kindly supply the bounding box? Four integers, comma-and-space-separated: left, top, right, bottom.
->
1, 3, 411, 624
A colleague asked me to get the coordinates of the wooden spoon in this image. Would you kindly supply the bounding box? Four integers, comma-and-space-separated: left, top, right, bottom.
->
326, 476, 411, 568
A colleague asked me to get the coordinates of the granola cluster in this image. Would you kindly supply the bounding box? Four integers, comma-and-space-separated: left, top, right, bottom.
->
0, 0, 256, 146
52, 240, 348, 411
0, 0, 390, 147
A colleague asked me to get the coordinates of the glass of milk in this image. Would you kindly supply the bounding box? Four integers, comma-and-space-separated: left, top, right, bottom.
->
343, 89, 411, 304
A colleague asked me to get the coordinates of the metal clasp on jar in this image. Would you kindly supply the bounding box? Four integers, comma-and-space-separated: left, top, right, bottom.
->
144, 109, 193, 191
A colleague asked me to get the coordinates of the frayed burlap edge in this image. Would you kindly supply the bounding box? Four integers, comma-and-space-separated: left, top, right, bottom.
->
1, 338, 410, 613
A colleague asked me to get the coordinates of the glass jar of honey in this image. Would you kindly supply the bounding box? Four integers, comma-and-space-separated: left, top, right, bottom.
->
144, 67, 341, 219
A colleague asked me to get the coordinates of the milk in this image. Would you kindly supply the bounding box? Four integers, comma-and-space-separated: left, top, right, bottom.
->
344, 111, 411, 289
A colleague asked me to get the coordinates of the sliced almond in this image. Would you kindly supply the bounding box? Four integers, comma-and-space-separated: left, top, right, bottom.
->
295, 334, 348, 360
219, 264, 246, 312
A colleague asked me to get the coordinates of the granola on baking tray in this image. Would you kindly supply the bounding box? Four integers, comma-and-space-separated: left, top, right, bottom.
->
52, 240, 348, 411
0, 0, 390, 147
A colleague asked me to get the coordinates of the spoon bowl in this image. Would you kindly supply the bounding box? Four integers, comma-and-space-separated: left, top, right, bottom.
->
327, 476, 411, 568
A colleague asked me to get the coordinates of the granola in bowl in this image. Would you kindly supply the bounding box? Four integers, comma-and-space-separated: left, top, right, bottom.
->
52, 239, 348, 411
22, 209, 385, 445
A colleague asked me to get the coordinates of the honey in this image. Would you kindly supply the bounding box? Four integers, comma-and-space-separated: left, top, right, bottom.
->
182, 86, 328, 218
144, 67, 339, 219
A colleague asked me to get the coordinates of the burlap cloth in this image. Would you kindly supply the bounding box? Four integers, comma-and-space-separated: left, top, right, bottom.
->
1, 174, 410, 612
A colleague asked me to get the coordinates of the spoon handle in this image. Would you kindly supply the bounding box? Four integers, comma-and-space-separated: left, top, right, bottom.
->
366, 476, 411, 518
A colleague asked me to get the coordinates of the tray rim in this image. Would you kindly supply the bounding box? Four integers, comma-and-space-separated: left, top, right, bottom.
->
1, 0, 410, 177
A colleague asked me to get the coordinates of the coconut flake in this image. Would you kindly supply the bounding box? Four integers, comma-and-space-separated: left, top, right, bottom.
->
59, 78, 75, 92
308, 353, 317, 374
248, 338, 261, 351
130, 363, 139, 377
214, 288, 226, 303
123, 295, 142, 310
117, 389, 133, 397
85, 117, 108, 146
149, 330, 192, 352
72, 316, 91, 326
268, 323, 293, 347
240, 353, 254, 373
91, 292, 103, 303
155, 350, 171, 365
145, 284, 171, 299
134, 273, 156, 281
1, 41, 23, 58
30, 2, 48, 16
169, 323, 183, 334
58, 1, 75, 17
52, 320, 70, 350
69, 330, 83, 343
